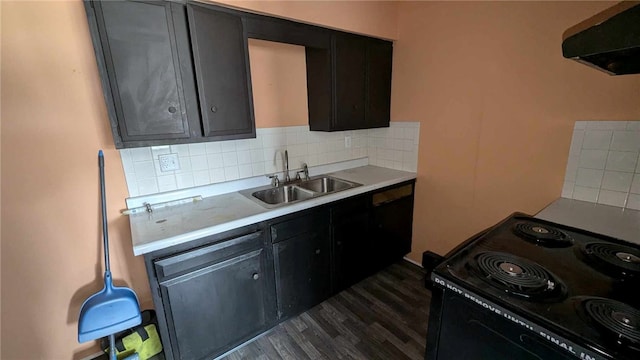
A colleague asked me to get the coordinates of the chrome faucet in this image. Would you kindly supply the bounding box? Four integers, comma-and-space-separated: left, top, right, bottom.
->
296, 163, 310, 181
283, 150, 291, 183
267, 174, 280, 187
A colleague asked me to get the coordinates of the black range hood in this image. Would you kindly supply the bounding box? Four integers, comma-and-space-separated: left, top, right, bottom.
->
562, 1, 640, 75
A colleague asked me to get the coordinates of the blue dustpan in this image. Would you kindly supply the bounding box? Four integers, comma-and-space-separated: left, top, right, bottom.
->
78, 271, 141, 342
78, 151, 141, 357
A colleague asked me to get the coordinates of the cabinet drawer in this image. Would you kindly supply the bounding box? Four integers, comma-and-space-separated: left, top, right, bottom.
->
372, 183, 414, 206
154, 230, 263, 280
331, 195, 369, 223
270, 211, 328, 243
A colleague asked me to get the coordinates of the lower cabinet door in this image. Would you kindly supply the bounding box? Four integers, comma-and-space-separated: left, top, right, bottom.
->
333, 212, 371, 292
273, 227, 331, 319
372, 195, 414, 268
159, 248, 270, 360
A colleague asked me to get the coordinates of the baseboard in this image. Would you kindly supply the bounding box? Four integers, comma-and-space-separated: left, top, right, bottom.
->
403, 256, 423, 267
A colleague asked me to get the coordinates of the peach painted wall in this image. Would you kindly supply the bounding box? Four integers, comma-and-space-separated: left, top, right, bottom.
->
214, 0, 398, 40
248, 39, 308, 128
1, 1, 152, 358
391, 1, 640, 260
0, 1, 398, 358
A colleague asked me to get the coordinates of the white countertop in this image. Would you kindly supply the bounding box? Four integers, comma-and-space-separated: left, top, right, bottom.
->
129, 165, 416, 255
536, 198, 640, 245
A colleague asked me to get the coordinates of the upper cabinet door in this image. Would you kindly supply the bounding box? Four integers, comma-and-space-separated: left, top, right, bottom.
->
334, 33, 367, 130
187, 4, 256, 140
91, 1, 191, 145
306, 32, 392, 132
366, 39, 393, 128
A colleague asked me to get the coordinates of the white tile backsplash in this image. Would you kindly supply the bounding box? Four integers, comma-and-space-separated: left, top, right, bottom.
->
582, 130, 612, 150
630, 174, 640, 194
572, 186, 599, 202
575, 168, 603, 188
611, 130, 640, 152
585, 121, 628, 130
120, 122, 420, 196
562, 120, 640, 210
578, 149, 607, 169
597, 190, 627, 207
601, 171, 633, 192
605, 151, 638, 172
627, 194, 640, 210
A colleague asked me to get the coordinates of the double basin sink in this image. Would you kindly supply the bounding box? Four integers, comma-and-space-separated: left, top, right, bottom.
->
240, 176, 361, 208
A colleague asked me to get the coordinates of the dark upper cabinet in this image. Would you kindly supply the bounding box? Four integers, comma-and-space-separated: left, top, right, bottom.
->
334, 34, 367, 130
187, 3, 255, 140
85, 1, 194, 147
307, 33, 393, 131
84, 0, 255, 148
366, 38, 393, 128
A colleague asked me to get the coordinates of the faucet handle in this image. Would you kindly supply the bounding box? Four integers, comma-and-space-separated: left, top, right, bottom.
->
267, 174, 280, 187
298, 163, 310, 181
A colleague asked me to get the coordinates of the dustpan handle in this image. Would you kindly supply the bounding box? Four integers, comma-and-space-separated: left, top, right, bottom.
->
99, 150, 111, 273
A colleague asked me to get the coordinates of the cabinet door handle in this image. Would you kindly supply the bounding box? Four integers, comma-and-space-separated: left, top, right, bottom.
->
252, 273, 260, 280
168, 106, 177, 114
210, 105, 218, 113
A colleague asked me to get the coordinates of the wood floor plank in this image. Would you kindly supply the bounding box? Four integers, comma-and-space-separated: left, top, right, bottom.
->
346, 287, 415, 344
299, 312, 345, 359
369, 322, 423, 360
281, 319, 323, 359
332, 335, 368, 360
268, 327, 308, 360
317, 305, 360, 344
253, 334, 286, 360
307, 306, 341, 339
222, 260, 430, 360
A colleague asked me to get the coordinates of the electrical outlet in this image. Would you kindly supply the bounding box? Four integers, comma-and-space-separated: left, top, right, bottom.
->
159, 153, 180, 172
345, 136, 352, 148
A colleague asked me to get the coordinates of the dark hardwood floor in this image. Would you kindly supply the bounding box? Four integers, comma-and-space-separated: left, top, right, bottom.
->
221, 261, 432, 360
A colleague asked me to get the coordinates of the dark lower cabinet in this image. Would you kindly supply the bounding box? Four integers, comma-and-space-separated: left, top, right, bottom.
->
332, 182, 415, 292
144, 181, 414, 359
149, 229, 276, 360
332, 195, 372, 292
271, 210, 331, 319
371, 182, 415, 269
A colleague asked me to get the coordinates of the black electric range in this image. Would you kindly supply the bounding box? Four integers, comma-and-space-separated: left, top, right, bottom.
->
426, 213, 640, 360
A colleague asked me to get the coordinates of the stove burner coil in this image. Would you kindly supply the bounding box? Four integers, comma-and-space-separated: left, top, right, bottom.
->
584, 297, 640, 346
513, 222, 573, 247
582, 243, 640, 278
472, 252, 566, 301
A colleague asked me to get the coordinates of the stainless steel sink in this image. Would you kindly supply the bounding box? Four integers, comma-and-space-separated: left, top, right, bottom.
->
240, 175, 362, 208
296, 176, 358, 193
251, 185, 314, 205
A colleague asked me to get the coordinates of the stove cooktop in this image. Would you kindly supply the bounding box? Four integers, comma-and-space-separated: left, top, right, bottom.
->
434, 213, 640, 360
